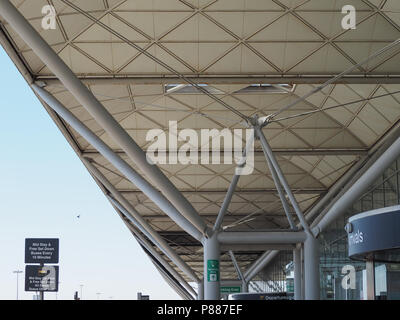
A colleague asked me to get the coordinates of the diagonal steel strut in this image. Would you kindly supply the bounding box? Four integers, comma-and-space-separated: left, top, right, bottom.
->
254, 125, 312, 235
212, 132, 255, 232
256, 125, 297, 229
114, 204, 197, 298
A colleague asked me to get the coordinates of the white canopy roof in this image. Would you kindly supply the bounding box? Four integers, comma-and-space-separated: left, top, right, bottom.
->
2, 0, 400, 283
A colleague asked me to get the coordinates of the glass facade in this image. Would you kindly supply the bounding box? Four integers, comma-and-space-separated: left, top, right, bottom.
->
252, 158, 400, 300
250, 251, 292, 294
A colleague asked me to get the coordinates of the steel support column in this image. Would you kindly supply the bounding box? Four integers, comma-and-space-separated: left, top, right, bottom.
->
304, 233, 320, 300
366, 260, 375, 300
301, 244, 305, 300
197, 280, 204, 300
218, 231, 307, 245
242, 281, 248, 293
203, 233, 220, 300
293, 246, 302, 300
0, 0, 208, 236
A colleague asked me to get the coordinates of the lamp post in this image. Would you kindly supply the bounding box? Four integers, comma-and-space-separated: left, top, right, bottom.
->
12, 270, 23, 300
80, 285, 83, 300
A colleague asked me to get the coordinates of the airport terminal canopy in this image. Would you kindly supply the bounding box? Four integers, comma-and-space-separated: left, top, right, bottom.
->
1, 0, 400, 299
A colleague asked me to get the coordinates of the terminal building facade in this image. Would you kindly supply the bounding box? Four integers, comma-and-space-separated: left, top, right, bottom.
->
255, 157, 400, 300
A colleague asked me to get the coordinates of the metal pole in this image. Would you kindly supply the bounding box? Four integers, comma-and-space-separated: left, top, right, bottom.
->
108, 195, 200, 283
263, 155, 296, 229
39, 263, 44, 300
300, 244, 305, 300
213, 133, 254, 232
310, 124, 400, 235
108, 196, 199, 282
197, 280, 204, 300
308, 155, 369, 227
228, 251, 248, 293
0, 0, 207, 236
203, 233, 220, 300
16, 272, 19, 301
228, 251, 244, 281
40, 76, 400, 86
56, 281, 60, 300
154, 263, 194, 300
83, 154, 199, 242
218, 231, 307, 245
255, 128, 296, 229
213, 174, 240, 232
255, 126, 311, 234
242, 281, 248, 293
128, 225, 197, 298
244, 250, 279, 282
243, 250, 269, 280
271, 166, 296, 229
13, 270, 23, 300
304, 233, 320, 300
314, 131, 400, 236
144, 250, 195, 300
293, 247, 302, 300
31, 84, 202, 242
366, 259, 375, 300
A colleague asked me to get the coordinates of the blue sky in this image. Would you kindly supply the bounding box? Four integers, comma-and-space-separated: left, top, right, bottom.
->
0, 48, 179, 300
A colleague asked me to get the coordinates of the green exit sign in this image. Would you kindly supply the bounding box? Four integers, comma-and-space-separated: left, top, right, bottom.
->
220, 286, 241, 294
